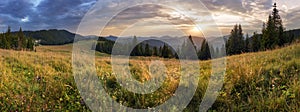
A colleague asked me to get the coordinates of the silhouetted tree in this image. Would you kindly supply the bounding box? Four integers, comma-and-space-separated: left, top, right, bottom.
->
226, 24, 244, 55
131, 36, 138, 56
245, 33, 250, 52
145, 43, 151, 56
17, 27, 25, 50
26, 37, 35, 50
262, 3, 284, 50
198, 39, 211, 60
181, 35, 197, 59
153, 46, 158, 56
251, 32, 261, 52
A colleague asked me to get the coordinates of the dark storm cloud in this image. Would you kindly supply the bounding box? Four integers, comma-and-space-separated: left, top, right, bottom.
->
33, 0, 96, 30
0, 0, 35, 30
0, 0, 96, 31
1, 0, 299, 36
0, 0, 34, 19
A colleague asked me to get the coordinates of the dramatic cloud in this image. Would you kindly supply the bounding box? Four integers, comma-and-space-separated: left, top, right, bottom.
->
0, 0, 299, 36
0, 0, 96, 32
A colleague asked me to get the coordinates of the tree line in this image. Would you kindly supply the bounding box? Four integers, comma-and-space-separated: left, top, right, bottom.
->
95, 36, 176, 58
95, 35, 219, 60
0, 26, 35, 51
225, 3, 297, 56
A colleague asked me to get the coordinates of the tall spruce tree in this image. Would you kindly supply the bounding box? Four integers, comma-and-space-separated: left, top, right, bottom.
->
188, 35, 196, 49
145, 43, 151, 56
226, 24, 244, 55
0, 33, 5, 49
6, 26, 11, 37
162, 44, 168, 58
262, 3, 284, 50
158, 46, 162, 57
245, 33, 250, 52
251, 32, 261, 52
17, 27, 25, 50
132, 36, 138, 56
198, 39, 211, 60
27, 37, 35, 51
4, 26, 11, 49
181, 35, 197, 59
153, 46, 158, 56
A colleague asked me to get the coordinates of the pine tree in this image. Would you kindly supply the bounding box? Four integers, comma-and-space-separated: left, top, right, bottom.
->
5, 26, 12, 49
17, 27, 25, 50
153, 46, 158, 56
6, 26, 11, 37
3, 36, 10, 49
161, 44, 173, 58
145, 43, 151, 56
245, 33, 250, 52
238, 24, 245, 52
285, 31, 295, 44
162, 44, 168, 58
262, 3, 284, 50
158, 46, 162, 57
181, 35, 197, 59
262, 15, 275, 49
198, 39, 211, 60
27, 37, 35, 51
0, 33, 3, 49
226, 24, 244, 55
188, 35, 196, 49
136, 44, 143, 56
251, 32, 261, 52
132, 36, 138, 56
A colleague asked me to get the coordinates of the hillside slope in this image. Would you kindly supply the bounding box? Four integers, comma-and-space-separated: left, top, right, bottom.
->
0, 42, 299, 111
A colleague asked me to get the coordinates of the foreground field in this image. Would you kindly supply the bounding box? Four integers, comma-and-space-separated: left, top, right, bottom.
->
0, 43, 299, 111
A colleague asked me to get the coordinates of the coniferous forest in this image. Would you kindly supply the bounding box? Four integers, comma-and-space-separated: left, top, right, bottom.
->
0, 27, 35, 51
226, 3, 297, 56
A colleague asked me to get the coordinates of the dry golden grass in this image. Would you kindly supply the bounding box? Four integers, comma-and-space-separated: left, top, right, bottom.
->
0, 42, 299, 111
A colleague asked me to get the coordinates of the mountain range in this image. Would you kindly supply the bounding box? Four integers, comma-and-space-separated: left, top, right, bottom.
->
12, 28, 300, 47
104, 35, 207, 50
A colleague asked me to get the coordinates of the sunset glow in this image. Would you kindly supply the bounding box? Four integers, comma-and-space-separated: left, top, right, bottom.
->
1, 0, 300, 37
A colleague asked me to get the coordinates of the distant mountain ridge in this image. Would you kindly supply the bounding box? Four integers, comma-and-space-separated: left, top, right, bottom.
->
11, 28, 300, 46
103, 35, 206, 49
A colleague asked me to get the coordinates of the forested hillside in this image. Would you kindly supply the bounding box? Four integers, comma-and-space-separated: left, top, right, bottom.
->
0, 27, 35, 51
20, 29, 84, 45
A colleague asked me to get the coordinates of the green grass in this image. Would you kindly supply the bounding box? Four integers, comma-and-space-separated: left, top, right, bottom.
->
0, 42, 299, 111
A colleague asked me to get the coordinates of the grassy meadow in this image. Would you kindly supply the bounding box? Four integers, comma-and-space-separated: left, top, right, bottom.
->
0, 42, 299, 111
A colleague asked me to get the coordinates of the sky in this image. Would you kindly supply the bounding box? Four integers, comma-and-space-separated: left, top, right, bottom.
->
0, 0, 300, 37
